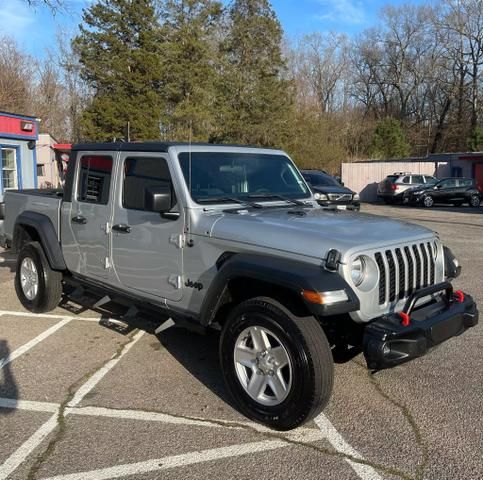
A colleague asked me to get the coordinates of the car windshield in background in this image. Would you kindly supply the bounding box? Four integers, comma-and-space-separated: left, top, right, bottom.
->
178, 152, 311, 203
304, 173, 340, 187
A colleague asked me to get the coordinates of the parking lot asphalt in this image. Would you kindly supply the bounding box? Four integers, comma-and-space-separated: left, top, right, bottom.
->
0, 203, 482, 480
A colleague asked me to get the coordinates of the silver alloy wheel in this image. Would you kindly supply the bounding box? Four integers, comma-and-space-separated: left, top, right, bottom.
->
423, 195, 433, 207
234, 326, 292, 406
20, 257, 39, 301
470, 195, 480, 207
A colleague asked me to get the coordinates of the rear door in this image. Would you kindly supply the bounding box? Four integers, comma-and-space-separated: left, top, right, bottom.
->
67, 152, 116, 279
111, 152, 184, 302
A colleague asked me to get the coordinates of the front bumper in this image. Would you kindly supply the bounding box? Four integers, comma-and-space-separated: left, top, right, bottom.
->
363, 282, 478, 370
317, 201, 360, 211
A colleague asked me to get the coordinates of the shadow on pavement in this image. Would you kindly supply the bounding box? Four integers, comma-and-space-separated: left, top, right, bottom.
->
156, 327, 236, 409
0, 339, 19, 414
0, 248, 16, 274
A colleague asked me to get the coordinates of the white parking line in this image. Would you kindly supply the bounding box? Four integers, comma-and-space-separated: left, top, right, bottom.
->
0, 398, 59, 413
39, 436, 324, 480
0, 309, 103, 322
315, 414, 383, 480
0, 318, 72, 370
0, 330, 145, 480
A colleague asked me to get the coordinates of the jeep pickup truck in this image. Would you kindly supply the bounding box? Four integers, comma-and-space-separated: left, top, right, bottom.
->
0, 142, 478, 430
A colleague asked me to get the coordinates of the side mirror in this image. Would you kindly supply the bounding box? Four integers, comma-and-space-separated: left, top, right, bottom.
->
145, 184, 173, 213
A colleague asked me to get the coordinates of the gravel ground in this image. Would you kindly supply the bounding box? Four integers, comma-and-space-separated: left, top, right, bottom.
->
0, 203, 481, 480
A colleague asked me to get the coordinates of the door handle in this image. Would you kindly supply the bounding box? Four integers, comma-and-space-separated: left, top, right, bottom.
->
71, 215, 87, 225
112, 224, 131, 234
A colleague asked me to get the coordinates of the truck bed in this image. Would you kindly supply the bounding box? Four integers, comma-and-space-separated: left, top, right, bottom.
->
2, 189, 63, 245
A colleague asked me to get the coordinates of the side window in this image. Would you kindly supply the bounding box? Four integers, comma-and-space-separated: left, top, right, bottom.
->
457, 179, 472, 187
424, 176, 437, 184
411, 175, 424, 184
439, 179, 456, 189
78, 155, 113, 205
401, 176, 410, 183
123, 157, 174, 211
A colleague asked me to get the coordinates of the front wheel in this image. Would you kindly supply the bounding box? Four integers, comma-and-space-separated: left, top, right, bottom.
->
15, 242, 63, 313
220, 297, 334, 430
422, 195, 434, 208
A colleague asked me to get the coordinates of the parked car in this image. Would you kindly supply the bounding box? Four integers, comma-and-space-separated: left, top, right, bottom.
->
301, 170, 360, 211
403, 177, 481, 208
0, 143, 477, 430
377, 172, 437, 204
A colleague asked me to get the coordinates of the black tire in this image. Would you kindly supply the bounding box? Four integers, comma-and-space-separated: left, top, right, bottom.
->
15, 242, 63, 313
422, 194, 434, 208
220, 297, 333, 430
469, 195, 481, 207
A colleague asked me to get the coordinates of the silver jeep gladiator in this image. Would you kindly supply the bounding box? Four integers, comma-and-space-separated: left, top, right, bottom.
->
0, 142, 478, 430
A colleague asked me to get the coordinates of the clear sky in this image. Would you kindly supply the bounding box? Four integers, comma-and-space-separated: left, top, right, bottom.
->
0, 0, 425, 59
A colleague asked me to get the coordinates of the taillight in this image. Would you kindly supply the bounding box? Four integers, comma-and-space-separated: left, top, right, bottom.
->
391, 184, 398, 191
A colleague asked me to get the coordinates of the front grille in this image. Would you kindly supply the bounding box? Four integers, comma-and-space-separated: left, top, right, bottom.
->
328, 193, 352, 201
376, 242, 435, 305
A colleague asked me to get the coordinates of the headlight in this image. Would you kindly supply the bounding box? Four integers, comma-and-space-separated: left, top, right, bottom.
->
314, 192, 328, 201
351, 256, 366, 286
353, 193, 360, 201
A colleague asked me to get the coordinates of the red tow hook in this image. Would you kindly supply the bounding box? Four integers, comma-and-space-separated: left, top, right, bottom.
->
398, 311, 411, 327
453, 290, 465, 303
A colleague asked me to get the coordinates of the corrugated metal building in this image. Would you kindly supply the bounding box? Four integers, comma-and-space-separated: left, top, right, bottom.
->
0, 111, 39, 202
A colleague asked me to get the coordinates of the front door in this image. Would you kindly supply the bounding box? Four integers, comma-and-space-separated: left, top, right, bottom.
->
69, 152, 116, 279
111, 152, 184, 302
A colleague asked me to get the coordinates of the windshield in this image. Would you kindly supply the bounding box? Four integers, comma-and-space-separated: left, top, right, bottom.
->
304, 172, 340, 187
178, 152, 311, 203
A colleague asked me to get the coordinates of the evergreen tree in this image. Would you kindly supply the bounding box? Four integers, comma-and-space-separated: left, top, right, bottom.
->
216, 0, 293, 146
159, 0, 223, 141
467, 127, 483, 152
73, 0, 164, 141
370, 117, 411, 159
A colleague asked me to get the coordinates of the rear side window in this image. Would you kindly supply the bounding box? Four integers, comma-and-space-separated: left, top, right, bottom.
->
78, 155, 113, 205
401, 176, 410, 183
457, 178, 473, 187
123, 157, 173, 211
411, 175, 424, 183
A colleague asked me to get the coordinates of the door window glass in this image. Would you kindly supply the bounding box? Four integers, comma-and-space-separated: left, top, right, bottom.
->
438, 179, 457, 189
401, 176, 410, 183
1, 148, 17, 189
123, 157, 173, 211
411, 175, 424, 184
78, 155, 113, 204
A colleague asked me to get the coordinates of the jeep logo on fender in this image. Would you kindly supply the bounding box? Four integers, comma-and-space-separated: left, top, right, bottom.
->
185, 279, 203, 291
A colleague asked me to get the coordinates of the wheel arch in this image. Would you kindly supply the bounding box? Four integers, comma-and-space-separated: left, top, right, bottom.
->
200, 252, 359, 327
13, 212, 66, 271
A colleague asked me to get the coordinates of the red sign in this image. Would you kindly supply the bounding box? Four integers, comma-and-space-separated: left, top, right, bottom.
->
0, 114, 37, 138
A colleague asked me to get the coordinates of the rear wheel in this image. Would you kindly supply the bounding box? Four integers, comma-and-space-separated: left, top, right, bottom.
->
469, 195, 481, 207
422, 195, 434, 208
220, 297, 333, 430
15, 242, 63, 313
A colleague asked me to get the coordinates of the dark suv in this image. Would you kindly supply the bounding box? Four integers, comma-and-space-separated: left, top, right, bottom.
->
403, 177, 481, 207
301, 170, 360, 211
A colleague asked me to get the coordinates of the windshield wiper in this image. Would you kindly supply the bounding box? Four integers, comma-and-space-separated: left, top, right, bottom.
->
197, 197, 263, 209
247, 193, 312, 207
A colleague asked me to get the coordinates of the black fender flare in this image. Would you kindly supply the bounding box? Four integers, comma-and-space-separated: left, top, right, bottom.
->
200, 253, 359, 326
14, 211, 66, 271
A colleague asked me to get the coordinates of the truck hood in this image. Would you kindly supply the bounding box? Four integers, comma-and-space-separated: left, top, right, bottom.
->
203, 207, 434, 261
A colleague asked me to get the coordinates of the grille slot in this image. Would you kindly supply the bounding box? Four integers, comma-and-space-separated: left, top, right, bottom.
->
376, 242, 436, 305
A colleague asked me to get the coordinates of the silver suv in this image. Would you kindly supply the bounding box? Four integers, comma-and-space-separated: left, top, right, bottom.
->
0, 143, 477, 430
378, 172, 437, 204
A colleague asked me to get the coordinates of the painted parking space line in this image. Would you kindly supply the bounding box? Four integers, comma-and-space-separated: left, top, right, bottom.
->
315, 414, 383, 480
39, 435, 326, 480
0, 310, 102, 322
0, 318, 72, 370
0, 398, 59, 413
0, 330, 145, 480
